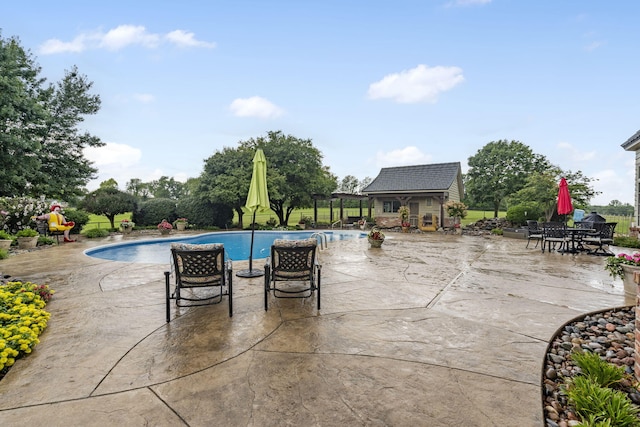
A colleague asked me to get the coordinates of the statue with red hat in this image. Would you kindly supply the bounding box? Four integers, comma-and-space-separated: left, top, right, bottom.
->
34, 203, 76, 242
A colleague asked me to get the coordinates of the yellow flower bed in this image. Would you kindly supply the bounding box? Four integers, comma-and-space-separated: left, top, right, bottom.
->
0, 281, 53, 372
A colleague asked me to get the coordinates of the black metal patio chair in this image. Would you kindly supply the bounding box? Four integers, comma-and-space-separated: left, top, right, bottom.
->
164, 243, 233, 322
541, 222, 568, 254
582, 222, 617, 256
525, 220, 543, 249
264, 238, 321, 310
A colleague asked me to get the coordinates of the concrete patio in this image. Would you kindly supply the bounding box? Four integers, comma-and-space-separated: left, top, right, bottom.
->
0, 231, 627, 426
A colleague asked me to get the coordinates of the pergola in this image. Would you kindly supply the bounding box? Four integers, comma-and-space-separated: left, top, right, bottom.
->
311, 192, 371, 224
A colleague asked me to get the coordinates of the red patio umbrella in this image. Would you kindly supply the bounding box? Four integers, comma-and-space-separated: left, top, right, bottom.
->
557, 177, 573, 216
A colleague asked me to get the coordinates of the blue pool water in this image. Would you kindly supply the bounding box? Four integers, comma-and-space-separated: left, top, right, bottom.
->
84, 230, 365, 264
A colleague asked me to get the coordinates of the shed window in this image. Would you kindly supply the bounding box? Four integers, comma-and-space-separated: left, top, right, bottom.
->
383, 201, 401, 213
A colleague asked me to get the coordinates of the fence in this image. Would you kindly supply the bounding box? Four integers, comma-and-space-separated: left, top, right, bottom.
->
605, 215, 634, 237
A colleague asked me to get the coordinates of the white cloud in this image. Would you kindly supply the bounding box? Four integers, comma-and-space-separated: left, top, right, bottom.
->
100, 25, 160, 50
375, 146, 432, 168
584, 41, 605, 52
444, 0, 492, 7
39, 25, 215, 54
591, 168, 632, 205
133, 93, 155, 103
84, 142, 142, 167
229, 96, 284, 118
367, 64, 464, 104
165, 30, 216, 48
557, 141, 596, 162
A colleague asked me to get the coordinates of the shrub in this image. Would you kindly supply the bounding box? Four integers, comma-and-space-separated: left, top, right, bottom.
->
62, 208, 90, 235
82, 228, 110, 238
505, 203, 542, 226
16, 228, 38, 238
0, 249, 8, 259
0, 281, 53, 372
565, 376, 640, 426
614, 236, 640, 249
134, 198, 177, 227
38, 236, 56, 246
0, 230, 12, 240
0, 197, 49, 233
571, 351, 625, 388
176, 196, 233, 228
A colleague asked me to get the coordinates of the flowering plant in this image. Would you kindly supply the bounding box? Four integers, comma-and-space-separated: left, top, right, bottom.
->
120, 219, 134, 229
398, 206, 409, 220
157, 220, 173, 230
605, 252, 640, 280
368, 227, 385, 241
174, 218, 188, 224
445, 201, 468, 219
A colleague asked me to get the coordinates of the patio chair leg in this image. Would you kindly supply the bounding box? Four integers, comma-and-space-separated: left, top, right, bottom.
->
164, 271, 171, 323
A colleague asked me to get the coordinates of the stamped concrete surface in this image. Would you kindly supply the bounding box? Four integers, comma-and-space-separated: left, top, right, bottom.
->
0, 232, 625, 426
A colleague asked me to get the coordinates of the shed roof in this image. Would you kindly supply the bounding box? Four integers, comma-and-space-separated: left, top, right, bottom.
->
363, 162, 461, 193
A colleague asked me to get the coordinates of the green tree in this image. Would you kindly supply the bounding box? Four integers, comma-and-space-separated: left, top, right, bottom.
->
198, 145, 254, 228
0, 34, 103, 199
338, 175, 360, 194
508, 167, 597, 221
125, 178, 151, 200
148, 176, 184, 199
465, 140, 550, 217
99, 178, 119, 189
0, 34, 47, 197
35, 66, 102, 200
80, 188, 137, 229
239, 131, 337, 226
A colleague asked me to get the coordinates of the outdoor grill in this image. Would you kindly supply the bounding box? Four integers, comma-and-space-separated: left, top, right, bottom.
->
582, 211, 606, 223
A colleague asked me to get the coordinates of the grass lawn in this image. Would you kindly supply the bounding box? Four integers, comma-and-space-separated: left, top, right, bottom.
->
83, 209, 506, 230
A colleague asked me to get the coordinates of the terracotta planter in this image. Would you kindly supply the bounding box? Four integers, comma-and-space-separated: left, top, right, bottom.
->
0, 239, 12, 250
402, 226, 409, 233
621, 264, 640, 305
368, 237, 384, 248
17, 236, 38, 249
176, 222, 186, 231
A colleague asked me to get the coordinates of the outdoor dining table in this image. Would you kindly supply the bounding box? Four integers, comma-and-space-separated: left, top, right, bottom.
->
559, 227, 595, 254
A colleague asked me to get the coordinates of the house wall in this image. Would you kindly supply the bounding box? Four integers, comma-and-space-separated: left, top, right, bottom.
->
371, 196, 442, 227
635, 150, 640, 226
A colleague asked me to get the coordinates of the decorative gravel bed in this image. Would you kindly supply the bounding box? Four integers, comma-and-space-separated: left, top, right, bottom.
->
543, 306, 639, 426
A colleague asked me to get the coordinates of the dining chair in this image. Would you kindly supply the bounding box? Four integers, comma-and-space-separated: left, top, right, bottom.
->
525, 220, 543, 249
541, 222, 568, 253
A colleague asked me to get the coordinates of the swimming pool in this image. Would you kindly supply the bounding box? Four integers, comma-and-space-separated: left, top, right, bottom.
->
84, 230, 365, 264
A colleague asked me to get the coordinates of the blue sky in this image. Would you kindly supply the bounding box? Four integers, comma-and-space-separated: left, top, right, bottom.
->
4, 0, 638, 205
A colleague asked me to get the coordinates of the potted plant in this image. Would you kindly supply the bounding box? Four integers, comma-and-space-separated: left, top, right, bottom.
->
119, 219, 134, 234
445, 201, 467, 233
398, 206, 410, 232
173, 218, 188, 231
157, 219, 173, 235
0, 230, 13, 250
16, 228, 39, 249
367, 227, 385, 248
298, 216, 312, 230
605, 252, 640, 304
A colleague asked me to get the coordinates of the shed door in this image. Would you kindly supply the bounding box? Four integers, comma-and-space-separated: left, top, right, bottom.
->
409, 202, 419, 227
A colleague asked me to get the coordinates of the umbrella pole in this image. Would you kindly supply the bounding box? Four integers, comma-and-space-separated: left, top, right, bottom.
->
236, 210, 264, 278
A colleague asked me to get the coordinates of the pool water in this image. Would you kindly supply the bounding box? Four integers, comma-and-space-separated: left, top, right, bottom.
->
84, 230, 365, 264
